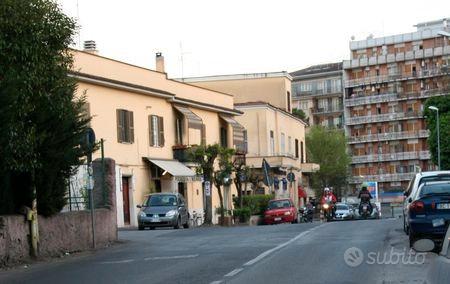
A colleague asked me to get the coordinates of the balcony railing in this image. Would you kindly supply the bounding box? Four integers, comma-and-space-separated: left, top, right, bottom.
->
173, 145, 192, 163
345, 111, 423, 125
348, 130, 429, 144
311, 106, 344, 115
351, 150, 430, 164
293, 89, 342, 98
343, 46, 450, 70
348, 172, 416, 184
345, 88, 449, 107
344, 66, 450, 88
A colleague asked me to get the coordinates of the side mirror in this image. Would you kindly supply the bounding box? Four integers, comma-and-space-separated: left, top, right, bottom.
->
136, 205, 142, 209
403, 191, 409, 197
408, 197, 413, 203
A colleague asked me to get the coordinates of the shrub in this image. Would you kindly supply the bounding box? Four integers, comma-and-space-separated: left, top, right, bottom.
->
233, 207, 251, 222
233, 194, 274, 216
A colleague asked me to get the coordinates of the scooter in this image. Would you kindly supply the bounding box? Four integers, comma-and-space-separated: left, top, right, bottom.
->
323, 203, 335, 222
299, 207, 314, 223
359, 202, 372, 219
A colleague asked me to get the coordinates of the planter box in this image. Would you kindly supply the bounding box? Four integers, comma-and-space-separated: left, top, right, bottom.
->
249, 215, 264, 226
218, 216, 233, 226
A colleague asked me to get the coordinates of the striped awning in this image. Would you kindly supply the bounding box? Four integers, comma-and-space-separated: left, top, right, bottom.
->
219, 114, 245, 145
173, 105, 203, 129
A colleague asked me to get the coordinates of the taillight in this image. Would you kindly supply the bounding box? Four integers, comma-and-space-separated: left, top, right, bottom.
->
409, 201, 425, 213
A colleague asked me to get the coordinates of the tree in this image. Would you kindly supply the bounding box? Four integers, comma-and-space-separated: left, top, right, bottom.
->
305, 126, 351, 198
213, 147, 235, 224
188, 144, 220, 224
292, 108, 307, 121
0, 0, 90, 215
424, 95, 450, 170
232, 157, 248, 208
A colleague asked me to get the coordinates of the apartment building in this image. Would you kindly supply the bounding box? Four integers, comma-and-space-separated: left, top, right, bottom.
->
290, 63, 344, 128
343, 18, 450, 192
182, 73, 318, 204
71, 48, 245, 227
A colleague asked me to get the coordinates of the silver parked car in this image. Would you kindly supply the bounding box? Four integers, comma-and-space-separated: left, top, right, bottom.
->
334, 203, 355, 220
137, 193, 189, 230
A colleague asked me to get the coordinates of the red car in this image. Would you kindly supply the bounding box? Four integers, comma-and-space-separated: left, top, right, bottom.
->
264, 199, 298, 225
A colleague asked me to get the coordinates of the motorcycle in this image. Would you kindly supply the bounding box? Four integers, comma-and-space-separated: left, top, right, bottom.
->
359, 202, 372, 219
299, 207, 314, 223
322, 203, 335, 222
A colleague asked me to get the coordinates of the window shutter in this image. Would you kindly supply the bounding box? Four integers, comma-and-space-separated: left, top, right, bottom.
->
201, 124, 206, 145
149, 115, 154, 146
158, 116, 165, 147
128, 111, 134, 143
116, 109, 123, 143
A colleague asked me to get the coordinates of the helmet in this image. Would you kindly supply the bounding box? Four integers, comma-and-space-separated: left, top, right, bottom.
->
324, 187, 330, 193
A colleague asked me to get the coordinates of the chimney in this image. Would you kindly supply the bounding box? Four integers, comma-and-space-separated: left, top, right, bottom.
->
155, 52, 165, 73
83, 40, 98, 54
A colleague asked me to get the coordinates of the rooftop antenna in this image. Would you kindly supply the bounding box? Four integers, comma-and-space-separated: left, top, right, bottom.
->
179, 42, 191, 80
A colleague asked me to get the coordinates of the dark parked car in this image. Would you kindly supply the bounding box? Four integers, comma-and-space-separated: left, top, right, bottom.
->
137, 193, 189, 230
264, 199, 298, 225
408, 181, 450, 248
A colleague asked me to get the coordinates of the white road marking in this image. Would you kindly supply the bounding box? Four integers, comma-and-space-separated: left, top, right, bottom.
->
210, 281, 223, 284
244, 224, 324, 266
144, 254, 199, 261
224, 268, 244, 277
99, 259, 135, 264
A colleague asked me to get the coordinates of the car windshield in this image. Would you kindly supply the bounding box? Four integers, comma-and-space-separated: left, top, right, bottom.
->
268, 200, 291, 209
419, 175, 450, 186
336, 205, 348, 210
146, 195, 177, 206
419, 183, 450, 197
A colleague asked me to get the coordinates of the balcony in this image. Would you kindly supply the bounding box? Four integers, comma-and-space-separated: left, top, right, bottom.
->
245, 154, 300, 171
345, 88, 450, 107
343, 47, 450, 70
294, 89, 343, 98
299, 163, 320, 173
348, 172, 416, 184
348, 130, 429, 144
311, 106, 344, 115
345, 111, 423, 126
344, 66, 450, 88
351, 150, 430, 164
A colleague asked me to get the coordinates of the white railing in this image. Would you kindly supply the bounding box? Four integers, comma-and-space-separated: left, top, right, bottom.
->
346, 111, 423, 125
348, 130, 429, 144
351, 150, 430, 164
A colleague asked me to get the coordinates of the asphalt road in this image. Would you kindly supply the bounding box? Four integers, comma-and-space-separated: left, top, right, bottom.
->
0, 219, 438, 284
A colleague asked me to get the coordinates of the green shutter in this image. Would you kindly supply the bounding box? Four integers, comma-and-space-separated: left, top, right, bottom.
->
158, 116, 165, 147
128, 111, 134, 143
116, 109, 123, 143
149, 115, 154, 146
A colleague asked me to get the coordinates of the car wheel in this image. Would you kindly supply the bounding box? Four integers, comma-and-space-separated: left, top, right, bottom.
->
138, 225, 145, 231
149, 226, 155, 230
409, 228, 416, 248
183, 219, 189, 229
174, 217, 181, 229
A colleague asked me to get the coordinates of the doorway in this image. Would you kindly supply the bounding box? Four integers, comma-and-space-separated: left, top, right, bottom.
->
122, 177, 131, 225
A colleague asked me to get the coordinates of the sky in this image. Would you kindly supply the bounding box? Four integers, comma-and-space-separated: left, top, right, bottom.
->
59, 0, 450, 78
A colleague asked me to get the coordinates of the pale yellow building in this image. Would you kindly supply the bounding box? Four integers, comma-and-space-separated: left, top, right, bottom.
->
181, 72, 294, 113
71, 50, 245, 227
182, 73, 319, 205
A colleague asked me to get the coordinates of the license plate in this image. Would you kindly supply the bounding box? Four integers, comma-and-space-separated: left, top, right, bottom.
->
152, 215, 160, 222
274, 217, 282, 221
432, 218, 445, 227
437, 203, 450, 210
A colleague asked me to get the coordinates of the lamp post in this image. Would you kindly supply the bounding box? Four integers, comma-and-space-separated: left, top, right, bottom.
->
428, 106, 441, 170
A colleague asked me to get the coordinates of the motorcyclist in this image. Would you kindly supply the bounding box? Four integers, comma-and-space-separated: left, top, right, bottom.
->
358, 185, 373, 214
320, 187, 337, 218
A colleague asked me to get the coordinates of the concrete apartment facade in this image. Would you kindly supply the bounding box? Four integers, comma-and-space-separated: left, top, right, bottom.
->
71, 50, 245, 227
343, 18, 450, 193
290, 63, 344, 128
182, 73, 318, 205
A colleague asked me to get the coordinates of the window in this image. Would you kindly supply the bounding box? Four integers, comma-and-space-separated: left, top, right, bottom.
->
288, 136, 292, 155
287, 91, 291, 112
149, 115, 164, 147
270, 130, 275, 155
116, 109, 134, 143
220, 127, 228, 148
295, 139, 299, 159
300, 141, 304, 163
281, 133, 285, 154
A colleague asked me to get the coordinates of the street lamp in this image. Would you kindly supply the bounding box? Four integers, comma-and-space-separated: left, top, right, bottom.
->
428, 106, 441, 170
